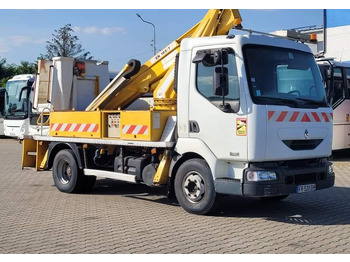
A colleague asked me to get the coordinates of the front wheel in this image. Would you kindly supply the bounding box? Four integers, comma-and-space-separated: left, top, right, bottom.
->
174, 159, 216, 215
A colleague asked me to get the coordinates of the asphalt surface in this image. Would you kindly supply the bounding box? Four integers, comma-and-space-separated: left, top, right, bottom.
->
0, 137, 349, 254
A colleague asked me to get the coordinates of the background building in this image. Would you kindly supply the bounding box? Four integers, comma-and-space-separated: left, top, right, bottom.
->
323, 9, 350, 61
274, 9, 350, 62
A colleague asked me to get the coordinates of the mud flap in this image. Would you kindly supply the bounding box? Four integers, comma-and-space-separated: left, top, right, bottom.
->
22, 139, 49, 171
22, 139, 36, 169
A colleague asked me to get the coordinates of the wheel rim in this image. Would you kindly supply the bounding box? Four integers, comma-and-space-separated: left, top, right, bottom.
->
183, 171, 205, 203
57, 159, 72, 185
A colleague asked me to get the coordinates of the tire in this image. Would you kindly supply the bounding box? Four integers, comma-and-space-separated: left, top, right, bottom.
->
174, 159, 216, 215
52, 149, 84, 193
260, 195, 289, 201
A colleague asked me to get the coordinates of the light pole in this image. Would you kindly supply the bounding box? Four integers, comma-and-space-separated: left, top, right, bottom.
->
136, 13, 157, 55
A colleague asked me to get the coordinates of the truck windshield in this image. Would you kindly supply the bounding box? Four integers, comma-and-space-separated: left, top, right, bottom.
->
4, 80, 29, 119
244, 45, 327, 108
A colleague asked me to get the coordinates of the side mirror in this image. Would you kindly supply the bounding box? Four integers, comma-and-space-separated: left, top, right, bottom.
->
0, 90, 4, 113
27, 79, 34, 86
214, 67, 228, 96
192, 49, 229, 66
220, 50, 229, 65
326, 68, 332, 81
18, 86, 30, 102
4, 89, 9, 105
212, 51, 221, 65
192, 52, 209, 64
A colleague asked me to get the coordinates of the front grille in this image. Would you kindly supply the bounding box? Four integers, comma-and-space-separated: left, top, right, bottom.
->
295, 173, 317, 184
318, 172, 326, 180
282, 139, 322, 150
285, 176, 294, 184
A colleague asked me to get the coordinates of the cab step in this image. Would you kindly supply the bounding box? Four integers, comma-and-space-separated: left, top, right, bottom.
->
84, 169, 138, 183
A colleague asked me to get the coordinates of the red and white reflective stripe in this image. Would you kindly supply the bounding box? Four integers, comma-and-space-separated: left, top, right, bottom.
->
268, 111, 333, 122
122, 125, 148, 135
51, 123, 99, 132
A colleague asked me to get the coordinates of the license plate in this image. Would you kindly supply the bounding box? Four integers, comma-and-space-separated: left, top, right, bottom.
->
297, 184, 316, 193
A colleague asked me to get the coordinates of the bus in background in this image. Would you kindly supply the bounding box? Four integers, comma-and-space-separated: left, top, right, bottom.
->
3, 74, 34, 138
317, 59, 350, 150
0, 88, 5, 136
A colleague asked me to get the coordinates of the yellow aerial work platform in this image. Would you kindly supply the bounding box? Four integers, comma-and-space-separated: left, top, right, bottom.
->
46, 9, 241, 144
49, 110, 176, 142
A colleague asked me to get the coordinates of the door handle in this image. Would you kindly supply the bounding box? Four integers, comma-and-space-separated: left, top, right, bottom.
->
189, 121, 200, 133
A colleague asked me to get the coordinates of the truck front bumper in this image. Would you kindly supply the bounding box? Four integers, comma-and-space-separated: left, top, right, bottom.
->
242, 159, 335, 197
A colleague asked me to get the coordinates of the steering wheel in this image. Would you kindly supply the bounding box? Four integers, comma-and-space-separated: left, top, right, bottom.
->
288, 90, 300, 96
309, 85, 316, 96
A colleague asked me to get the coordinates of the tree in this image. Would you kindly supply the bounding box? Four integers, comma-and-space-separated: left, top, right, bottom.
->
0, 57, 37, 87
16, 61, 37, 75
0, 58, 7, 87
0, 58, 7, 80
40, 24, 93, 60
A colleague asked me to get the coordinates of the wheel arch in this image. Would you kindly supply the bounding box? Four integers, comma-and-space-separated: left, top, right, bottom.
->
47, 142, 83, 170
170, 151, 203, 179
168, 138, 218, 198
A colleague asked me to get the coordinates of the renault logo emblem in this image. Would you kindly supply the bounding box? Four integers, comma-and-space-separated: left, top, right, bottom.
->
304, 129, 309, 139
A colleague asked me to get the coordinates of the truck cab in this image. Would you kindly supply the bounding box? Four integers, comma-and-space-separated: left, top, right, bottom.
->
175, 35, 334, 204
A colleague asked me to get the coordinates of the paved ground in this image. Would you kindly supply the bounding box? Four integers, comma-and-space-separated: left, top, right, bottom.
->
0, 137, 349, 254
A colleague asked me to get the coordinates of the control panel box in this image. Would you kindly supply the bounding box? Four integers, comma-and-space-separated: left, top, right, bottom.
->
108, 114, 120, 138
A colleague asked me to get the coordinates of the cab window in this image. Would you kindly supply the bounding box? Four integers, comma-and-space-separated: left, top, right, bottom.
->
196, 52, 240, 106
333, 68, 345, 104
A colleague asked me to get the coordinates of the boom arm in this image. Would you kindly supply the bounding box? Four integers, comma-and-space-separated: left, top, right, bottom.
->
86, 9, 242, 112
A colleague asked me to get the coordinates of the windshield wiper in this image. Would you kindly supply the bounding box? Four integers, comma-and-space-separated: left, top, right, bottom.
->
295, 98, 326, 106
257, 96, 298, 107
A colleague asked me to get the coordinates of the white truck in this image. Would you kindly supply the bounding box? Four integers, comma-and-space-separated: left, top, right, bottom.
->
22, 9, 335, 215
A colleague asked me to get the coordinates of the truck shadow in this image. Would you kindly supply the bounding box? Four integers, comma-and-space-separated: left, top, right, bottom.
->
330, 148, 350, 161
90, 179, 350, 225
212, 186, 350, 225
92, 179, 168, 196
89, 150, 350, 225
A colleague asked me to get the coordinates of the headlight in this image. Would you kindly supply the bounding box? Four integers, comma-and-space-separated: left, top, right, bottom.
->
20, 123, 25, 133
247, 171, 277, 181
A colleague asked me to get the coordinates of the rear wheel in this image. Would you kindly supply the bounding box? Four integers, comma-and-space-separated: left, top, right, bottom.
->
52, 149, 84, 193
174, 159, 216, 215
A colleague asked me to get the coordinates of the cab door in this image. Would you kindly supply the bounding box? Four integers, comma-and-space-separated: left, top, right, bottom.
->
331, 67, 350, 150
188, 46, 247, 161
